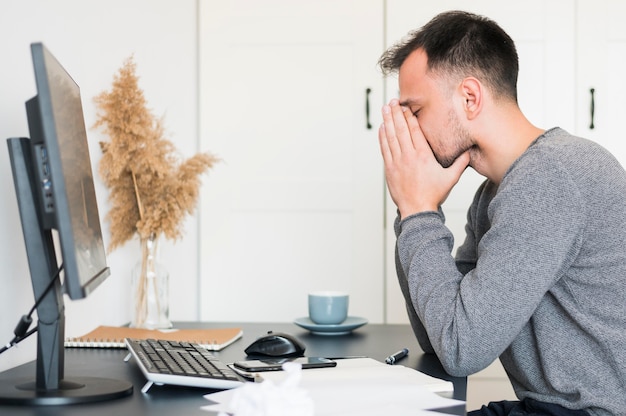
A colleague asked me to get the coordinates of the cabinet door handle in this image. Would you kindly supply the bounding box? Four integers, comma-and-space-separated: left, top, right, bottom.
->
365, 88, 372, 129
589, 88, 595, 130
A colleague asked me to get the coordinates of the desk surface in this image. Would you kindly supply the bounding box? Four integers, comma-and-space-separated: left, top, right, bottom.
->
0, 322, 466, 415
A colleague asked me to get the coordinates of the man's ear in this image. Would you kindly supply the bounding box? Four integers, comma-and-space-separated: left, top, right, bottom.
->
460, 77, 482, 120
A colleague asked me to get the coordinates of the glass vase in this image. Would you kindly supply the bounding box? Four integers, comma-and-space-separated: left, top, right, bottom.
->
130, 234, 172, 329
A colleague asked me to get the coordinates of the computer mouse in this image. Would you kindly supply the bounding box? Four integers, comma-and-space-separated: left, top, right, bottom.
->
244, 331, 306, 357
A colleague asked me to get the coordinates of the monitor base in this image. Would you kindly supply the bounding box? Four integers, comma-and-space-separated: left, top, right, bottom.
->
0, 376, 133, 405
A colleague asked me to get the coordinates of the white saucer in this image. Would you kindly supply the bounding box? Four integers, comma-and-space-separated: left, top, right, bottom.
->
294, 316, 368, 335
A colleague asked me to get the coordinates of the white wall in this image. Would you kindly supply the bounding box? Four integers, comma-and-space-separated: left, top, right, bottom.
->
0, 0, 200, 372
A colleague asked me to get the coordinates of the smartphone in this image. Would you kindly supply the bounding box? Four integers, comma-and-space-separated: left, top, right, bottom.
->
233, 357, 336, 372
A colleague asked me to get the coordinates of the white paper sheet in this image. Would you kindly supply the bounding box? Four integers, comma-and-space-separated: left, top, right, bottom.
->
202, 358, 464, 415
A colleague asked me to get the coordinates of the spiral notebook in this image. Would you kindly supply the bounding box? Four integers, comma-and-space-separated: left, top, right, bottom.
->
64, 325, 243, 351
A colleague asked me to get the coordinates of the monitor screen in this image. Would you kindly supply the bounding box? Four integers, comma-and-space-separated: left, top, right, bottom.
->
27, 42, 109, 299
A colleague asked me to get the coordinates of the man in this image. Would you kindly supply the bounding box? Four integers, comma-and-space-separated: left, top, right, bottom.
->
378, 10, 626, 416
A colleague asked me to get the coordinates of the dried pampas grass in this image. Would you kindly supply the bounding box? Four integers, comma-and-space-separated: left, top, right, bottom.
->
93, 57, 218, 251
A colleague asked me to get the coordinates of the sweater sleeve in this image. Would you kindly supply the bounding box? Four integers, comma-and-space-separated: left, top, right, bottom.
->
396, 158, 585, 376
454, 179, 493, 275
394, 214, 435, 354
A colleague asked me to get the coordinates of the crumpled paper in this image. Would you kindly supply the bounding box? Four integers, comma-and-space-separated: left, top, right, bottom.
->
218, 362, 314, 416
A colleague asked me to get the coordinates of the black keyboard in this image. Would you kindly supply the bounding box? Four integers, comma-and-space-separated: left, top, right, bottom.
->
125, 338, 245, 393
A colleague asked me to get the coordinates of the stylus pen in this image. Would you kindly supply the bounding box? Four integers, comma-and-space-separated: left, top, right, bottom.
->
385, 348, 409, 365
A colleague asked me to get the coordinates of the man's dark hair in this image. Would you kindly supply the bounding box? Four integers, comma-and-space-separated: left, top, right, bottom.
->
379, 10, 519, 102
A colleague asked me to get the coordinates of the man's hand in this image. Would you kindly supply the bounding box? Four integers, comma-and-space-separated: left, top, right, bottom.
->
378, 99, 470, 219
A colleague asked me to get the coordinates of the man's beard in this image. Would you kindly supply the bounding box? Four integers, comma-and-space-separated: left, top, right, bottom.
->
434, 110, 474, 168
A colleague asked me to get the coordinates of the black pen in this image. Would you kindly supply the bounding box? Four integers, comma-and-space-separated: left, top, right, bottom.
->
385, 348, 409, 365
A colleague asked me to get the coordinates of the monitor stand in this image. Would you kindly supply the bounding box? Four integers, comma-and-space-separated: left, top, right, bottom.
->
0, 318, 133, 405
0, 376, 134, 406
0, 138, 133, 405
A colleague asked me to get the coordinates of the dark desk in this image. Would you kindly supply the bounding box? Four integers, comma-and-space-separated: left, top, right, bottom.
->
0, 322, 466, 415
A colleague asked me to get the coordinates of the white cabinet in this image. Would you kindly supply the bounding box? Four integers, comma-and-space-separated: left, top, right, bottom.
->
198, 0, 385, 322
196, 0, 618, 324
576, 0, 626, 166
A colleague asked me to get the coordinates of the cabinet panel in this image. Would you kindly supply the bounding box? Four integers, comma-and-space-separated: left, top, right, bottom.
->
577, 0, 626, 166
198, 0, 384, 322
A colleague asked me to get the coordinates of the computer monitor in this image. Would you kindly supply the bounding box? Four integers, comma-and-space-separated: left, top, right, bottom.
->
0, 43, 133, 405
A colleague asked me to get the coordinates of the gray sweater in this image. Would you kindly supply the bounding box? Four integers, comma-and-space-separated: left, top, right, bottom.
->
394, 128, 626, 415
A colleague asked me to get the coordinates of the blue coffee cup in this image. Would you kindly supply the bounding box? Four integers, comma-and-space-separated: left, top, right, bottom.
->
308, 291, 349, 325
